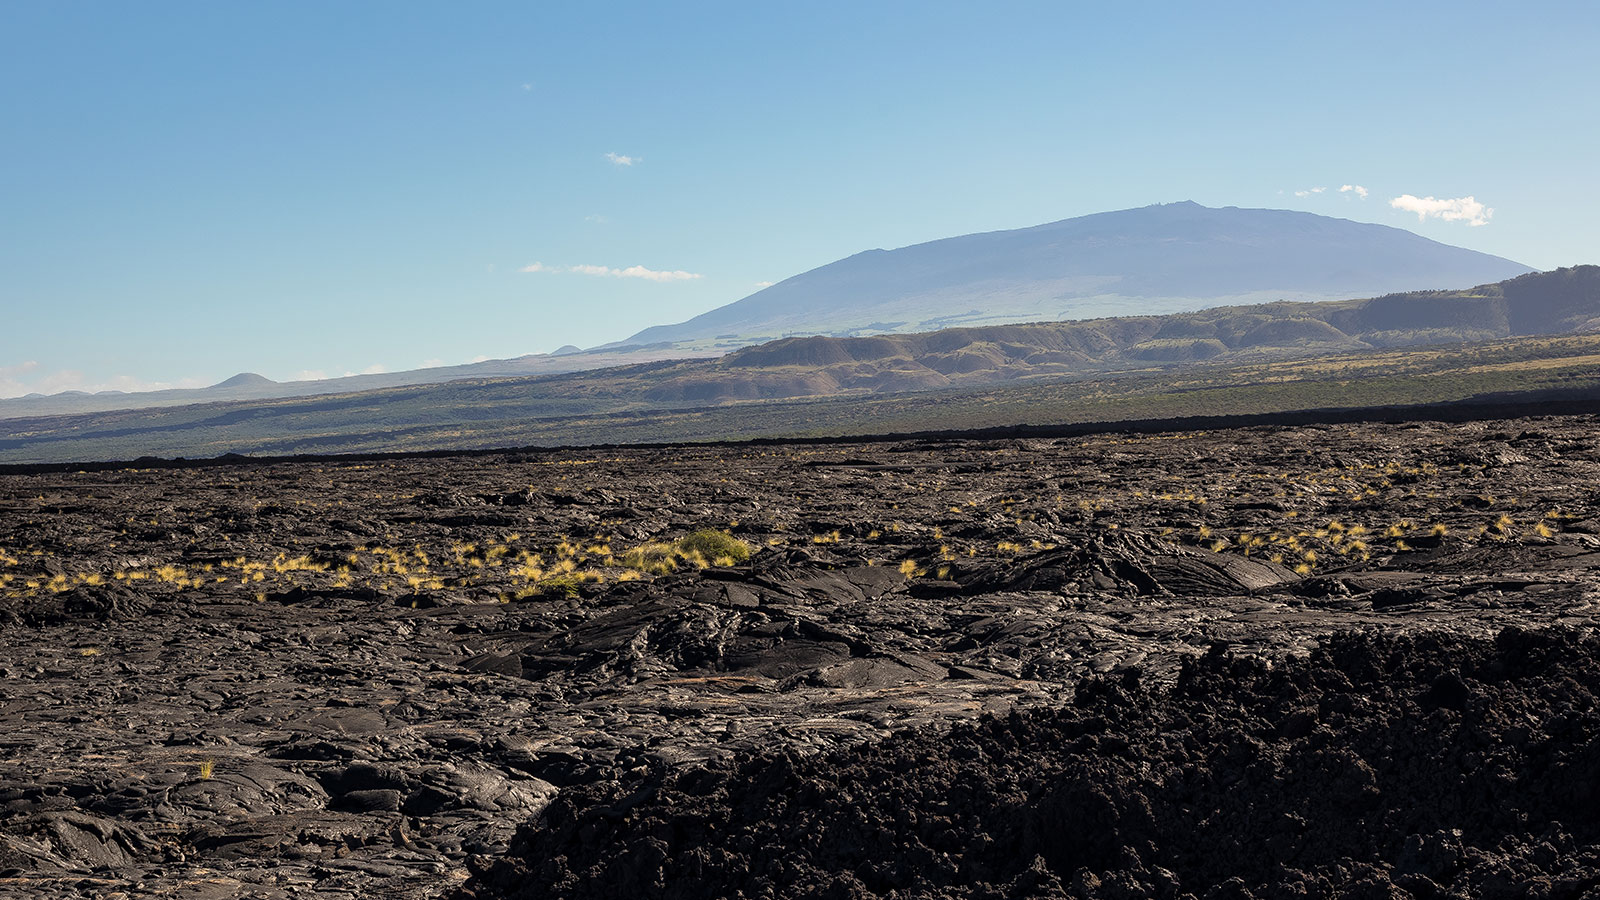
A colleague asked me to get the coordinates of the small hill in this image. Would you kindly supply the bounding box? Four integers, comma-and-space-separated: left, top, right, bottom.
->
620, 202, 1533, 349
211, 372, 276, 389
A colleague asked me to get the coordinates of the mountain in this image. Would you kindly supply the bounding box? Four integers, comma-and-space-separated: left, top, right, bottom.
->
0, 202, 1535, 421
620, 202, 1534, 349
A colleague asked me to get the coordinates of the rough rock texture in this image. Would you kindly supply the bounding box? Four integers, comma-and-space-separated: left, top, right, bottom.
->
463, 628, 1600, 900
2, 415, 1599, 897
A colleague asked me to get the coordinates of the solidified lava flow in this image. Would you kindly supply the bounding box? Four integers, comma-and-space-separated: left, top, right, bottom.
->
460, 628, 1600, 900
2, 415, 1600, 898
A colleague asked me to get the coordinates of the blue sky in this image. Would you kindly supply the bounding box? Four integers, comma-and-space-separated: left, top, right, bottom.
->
2, 1, 1596, 397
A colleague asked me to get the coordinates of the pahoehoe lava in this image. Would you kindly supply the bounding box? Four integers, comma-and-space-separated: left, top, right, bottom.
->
2, 413, 1599, 898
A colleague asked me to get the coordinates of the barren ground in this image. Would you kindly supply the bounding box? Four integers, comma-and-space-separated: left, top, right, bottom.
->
2, 415, 1599, 898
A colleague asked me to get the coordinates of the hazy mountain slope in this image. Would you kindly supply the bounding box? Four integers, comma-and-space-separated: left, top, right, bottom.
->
623, 202, 1533, 348
3, 266, 1595, 464
626, 266, 1598, 402
0, 346, 720, 421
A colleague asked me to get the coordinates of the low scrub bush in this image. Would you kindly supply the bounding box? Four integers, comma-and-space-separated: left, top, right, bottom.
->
620, 530, 751, 575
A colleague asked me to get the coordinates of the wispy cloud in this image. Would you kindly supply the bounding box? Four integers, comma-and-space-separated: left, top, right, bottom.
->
1293, 183, 1369, 201
597, 264, 701, 282
604, 152, 639, 166
754, 281, 775, 288
1390, 194, 1493, 226
293, 370, 328, 382
521, 262, 703, 282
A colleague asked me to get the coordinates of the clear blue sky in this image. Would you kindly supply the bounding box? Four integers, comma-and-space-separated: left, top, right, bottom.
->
3, 1, 1596, 396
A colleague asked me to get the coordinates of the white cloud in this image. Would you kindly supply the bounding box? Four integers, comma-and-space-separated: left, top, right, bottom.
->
604, 152, 638, 166
521, 83, 533, 91
1390, 194, 1493, 226
1339, 184, 1370, 199
0, 360, 39, 378
1294, 186, 1327, 197
470, 355, 490, 363
0, 376, 40, 399
421, 358, 445, 369
755, 281, 774, 288
360, 364, 387, 375
293, 370, 328, 382
616, 265, 700, 282
521, 262, 703, 282
585, 214, 608, 224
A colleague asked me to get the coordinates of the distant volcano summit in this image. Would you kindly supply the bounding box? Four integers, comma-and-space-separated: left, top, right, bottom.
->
211, 372, 276, 389
620, 201, 1533, 349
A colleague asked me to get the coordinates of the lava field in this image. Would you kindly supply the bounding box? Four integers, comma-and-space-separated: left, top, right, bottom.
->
3, 415, 1600, 898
